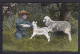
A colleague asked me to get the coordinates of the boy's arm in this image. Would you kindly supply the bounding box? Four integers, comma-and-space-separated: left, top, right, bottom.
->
16, 19, 22, 27
26, 21, 33, 27
21, 24, 30, 27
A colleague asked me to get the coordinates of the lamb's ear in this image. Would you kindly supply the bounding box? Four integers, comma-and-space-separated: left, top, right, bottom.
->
49, 18, 52, 21
33, 21, 35, 22
36, 21, 37, 23
49, 19, 52, 21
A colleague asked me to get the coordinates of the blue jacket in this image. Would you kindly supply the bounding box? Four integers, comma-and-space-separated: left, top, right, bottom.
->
16, 18, 32, 32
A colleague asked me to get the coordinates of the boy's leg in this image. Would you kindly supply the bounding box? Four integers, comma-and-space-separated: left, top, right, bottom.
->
21, 31, 28, 37
14, 32, 22, 39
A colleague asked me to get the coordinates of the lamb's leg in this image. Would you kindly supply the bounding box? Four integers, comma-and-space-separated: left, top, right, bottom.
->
51, 32, 54, 38
64, 30, 72, 41
30, 33, 36, 39
48, 32, 51, 36
67, 32, 72, 41
51, 32, 54, 36
44, 33, 50, 42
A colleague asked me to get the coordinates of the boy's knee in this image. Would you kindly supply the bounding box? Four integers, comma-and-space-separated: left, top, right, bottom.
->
22, 32, 27, 37
14, 32, 22, 39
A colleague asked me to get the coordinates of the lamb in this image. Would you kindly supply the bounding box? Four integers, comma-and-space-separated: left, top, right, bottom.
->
30, 21, 50, 42
43, 16, 72, 41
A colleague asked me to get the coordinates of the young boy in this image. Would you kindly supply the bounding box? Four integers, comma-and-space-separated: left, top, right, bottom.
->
14, 11, 32, 39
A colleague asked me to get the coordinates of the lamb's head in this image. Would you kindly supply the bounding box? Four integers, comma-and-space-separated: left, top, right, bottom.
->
32, 21, 37, 26
43, 16, 52, 23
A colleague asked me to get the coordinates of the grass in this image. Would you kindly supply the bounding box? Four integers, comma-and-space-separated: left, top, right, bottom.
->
2, 28, 78, 52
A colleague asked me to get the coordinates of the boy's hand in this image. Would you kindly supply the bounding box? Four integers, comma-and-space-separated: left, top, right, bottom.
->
21, 24, 30, 27
21, 24, 24, 27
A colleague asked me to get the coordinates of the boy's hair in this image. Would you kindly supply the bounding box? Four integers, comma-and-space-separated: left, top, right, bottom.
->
19, 14, 27, 18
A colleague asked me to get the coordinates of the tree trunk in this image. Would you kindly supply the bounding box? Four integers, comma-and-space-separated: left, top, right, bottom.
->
59, 3, 68, 21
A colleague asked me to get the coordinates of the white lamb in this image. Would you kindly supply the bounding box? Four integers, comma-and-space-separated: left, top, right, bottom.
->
30, 21, 50, 42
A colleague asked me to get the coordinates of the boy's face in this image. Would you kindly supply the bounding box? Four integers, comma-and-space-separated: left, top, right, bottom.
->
22, 14, 27, 19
